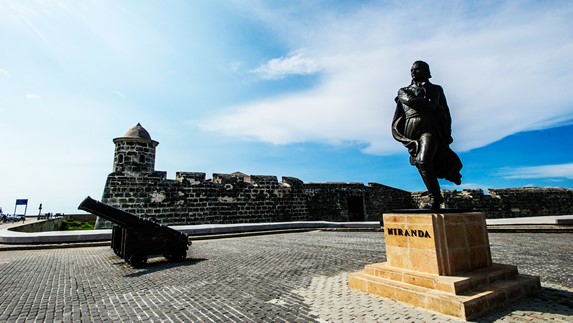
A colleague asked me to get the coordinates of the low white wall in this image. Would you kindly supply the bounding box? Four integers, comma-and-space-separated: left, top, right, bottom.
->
9, 218, 63, 233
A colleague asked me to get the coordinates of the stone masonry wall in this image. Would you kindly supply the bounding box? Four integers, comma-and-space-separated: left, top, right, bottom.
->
367, 183, 414, 217
96, 172, 410, 229
113, 140, 157, 174
98, 168, 573, 229
299, 182, 411, 222
412, 187, 573, 218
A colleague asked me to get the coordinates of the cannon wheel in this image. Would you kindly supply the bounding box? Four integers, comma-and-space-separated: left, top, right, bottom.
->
128, 253, 148, 268
164, 249, 186, 262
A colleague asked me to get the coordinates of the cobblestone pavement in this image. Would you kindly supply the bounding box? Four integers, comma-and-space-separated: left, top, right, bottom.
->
0, 231, 571, 322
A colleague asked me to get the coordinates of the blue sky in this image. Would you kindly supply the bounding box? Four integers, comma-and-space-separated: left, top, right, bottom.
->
1, 0, 572, 214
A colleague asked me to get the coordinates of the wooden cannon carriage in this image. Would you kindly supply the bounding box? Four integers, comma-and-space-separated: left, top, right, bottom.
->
79, 196, 190, 268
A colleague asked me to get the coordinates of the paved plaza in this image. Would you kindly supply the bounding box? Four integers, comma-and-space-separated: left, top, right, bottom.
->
0, 231, 572, 322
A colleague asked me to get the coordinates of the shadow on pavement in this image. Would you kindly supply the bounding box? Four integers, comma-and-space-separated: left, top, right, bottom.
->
122, 257, 208, 278
475, 286, 573, 322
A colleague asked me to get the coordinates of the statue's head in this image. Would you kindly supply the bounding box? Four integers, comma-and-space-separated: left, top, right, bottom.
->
411, 60, 431, 81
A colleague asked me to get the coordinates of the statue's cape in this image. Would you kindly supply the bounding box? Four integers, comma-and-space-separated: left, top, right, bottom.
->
391, 97, 463, 184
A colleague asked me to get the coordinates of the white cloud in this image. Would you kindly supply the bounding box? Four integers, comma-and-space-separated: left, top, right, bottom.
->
0, 68, 8, 75
252, 50, 321, 80
200, 1, 573, 155
501, 163, 573, 180
112, 90, 125, 98
25, 93, 40, 100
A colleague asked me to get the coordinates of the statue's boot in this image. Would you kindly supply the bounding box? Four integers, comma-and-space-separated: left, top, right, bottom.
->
419, 169, 443, 211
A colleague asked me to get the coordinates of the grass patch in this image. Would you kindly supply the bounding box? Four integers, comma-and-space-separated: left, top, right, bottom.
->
61, 217, 95, 231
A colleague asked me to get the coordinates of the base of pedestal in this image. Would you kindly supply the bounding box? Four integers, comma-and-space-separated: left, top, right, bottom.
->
348, 262, 540, 320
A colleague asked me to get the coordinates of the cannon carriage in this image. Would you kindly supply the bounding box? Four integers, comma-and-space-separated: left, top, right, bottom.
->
79, 196, 190, 268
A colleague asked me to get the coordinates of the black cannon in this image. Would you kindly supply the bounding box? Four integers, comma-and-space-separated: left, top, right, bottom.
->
78, 196, 190, 268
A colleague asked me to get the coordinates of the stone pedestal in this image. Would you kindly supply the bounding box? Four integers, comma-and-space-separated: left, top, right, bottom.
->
348, 211, 540, 320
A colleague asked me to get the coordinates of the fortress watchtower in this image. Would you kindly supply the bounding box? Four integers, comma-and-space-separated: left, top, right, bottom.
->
112, 123, 159, 175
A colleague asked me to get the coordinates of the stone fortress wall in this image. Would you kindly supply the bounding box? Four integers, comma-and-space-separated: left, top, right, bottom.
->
95, 124, 573, 228
416, 187, 573, 218
98, 171, 411, 229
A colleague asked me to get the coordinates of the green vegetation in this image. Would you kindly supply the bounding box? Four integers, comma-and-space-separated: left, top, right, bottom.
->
60, 217, 95, 231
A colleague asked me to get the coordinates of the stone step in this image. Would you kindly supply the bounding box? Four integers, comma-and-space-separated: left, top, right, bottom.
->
348, 269, 540, 320
363, 262, 519, 294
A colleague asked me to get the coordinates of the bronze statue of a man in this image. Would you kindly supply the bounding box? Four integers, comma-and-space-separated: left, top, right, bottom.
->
392, 61, 462, 210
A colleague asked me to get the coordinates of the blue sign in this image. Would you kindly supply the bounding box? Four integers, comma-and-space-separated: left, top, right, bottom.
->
15, 199, 28, 206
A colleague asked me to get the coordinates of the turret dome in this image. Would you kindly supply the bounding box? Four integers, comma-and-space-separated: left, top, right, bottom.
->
123, 123, 152, 141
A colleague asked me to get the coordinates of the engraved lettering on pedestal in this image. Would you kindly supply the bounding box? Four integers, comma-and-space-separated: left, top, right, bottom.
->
387, 227, 431, 238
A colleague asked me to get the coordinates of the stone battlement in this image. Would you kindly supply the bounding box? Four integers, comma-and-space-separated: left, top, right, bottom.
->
97, 170, 410, 229
417, 187, 573, 218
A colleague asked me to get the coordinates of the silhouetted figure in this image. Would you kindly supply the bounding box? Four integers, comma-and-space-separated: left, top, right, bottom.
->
392, 61, 462, 210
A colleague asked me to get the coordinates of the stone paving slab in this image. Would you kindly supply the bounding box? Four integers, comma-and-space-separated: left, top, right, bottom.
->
0, 231, 571, 322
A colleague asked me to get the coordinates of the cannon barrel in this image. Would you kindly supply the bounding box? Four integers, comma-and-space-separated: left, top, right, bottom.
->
78, 196, 190, 267
78, 196, 159, 229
